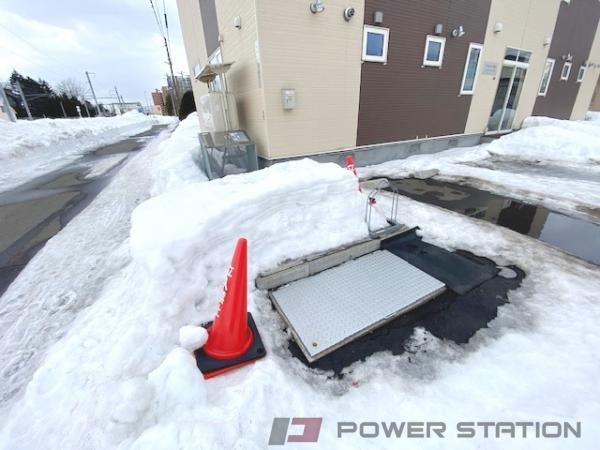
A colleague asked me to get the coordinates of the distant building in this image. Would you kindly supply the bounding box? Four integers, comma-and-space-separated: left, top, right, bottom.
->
167, 74, 193, 94
151, 89, 165, 115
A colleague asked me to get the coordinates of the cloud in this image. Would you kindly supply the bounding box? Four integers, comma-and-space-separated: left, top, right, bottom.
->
0, 0, 188, 105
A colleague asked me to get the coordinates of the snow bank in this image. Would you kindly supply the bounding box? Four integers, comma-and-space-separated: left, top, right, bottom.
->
2, 121, 600, 448
585, 111, 600, 122
489, 116, 600, 164
149, 112, 207, 195
0, 111, 176, 192
131, 159, 369, 293
360, 115, 600, 222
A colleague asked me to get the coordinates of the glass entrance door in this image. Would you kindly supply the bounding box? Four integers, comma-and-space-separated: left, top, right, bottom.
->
487, 48, 531, 133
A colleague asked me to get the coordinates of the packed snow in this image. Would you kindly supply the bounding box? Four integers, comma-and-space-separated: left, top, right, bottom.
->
0, 116, 188, 412
360, 114, 600, 223
0, 111, 176, 193
1, 113, 599, 449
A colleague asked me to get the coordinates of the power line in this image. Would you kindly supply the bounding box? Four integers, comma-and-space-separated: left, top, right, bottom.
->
148, 0, 178, 114
0, 22, 87, 84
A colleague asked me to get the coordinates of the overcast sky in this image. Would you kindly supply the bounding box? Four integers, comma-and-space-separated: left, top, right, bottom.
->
0, 0, 188, 107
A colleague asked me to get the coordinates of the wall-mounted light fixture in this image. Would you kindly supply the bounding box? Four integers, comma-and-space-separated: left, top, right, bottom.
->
374, 11, 384, 24
543, 36, 552, 46
343, 7, 355, 21
310, 0, 325, 14
233, 16, 242, 29
493, 22, 503, 33
434, 24, 443, 35
452, 26, 465, 38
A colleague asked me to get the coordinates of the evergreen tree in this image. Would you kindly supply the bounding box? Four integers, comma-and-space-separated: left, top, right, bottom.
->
9, 70, 94, 119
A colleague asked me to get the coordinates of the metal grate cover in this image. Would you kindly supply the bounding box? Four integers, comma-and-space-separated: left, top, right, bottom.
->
271, 250, 445, 362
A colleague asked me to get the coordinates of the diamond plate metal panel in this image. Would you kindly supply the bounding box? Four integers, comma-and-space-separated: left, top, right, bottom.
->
271, 250, 445, 362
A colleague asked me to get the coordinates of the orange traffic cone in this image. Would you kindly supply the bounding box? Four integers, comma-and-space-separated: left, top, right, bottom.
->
195, 238, 266, 379
345, 155, 362, 192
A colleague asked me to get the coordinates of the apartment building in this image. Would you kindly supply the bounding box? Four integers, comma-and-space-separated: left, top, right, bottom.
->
176, 0, 600, 166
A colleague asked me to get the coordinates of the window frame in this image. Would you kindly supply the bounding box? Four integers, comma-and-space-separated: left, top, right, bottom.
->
576, 65, 586, 83
362, 25, 390, 63
423, 35, 446, 67
459, 43, 483, 95
560, 61, 572, 81
538, 58, 555, 96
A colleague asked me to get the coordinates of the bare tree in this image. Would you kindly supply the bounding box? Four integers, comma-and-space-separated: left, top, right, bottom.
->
55, 78, 86, 100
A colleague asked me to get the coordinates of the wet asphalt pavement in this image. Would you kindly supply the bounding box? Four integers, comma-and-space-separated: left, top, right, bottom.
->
388, 177, 600, 265
0, 124, 170, 296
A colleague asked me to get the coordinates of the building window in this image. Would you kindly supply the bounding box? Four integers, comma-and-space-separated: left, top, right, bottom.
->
362, 25, 389, 63
423, 35, 446, 67
560, 62, 572, 81
538, 58, 555, 96
460, 43, 483, 94
577, 65, 586, 83
505, 47, 531, 64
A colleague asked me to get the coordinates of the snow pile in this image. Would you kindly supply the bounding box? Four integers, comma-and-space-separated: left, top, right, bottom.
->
488, 116, 600, 164
360, 115, 600, 222
1, 122, 600, 448
149, 112, 207, 195
0, 111, 176, 192
585, 110, 600, 122
131, 159, 369, 290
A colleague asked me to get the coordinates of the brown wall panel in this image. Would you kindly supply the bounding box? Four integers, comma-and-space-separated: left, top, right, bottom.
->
357, 0, 491, 146
199, 0, 219, 56
533, 0, 600, 119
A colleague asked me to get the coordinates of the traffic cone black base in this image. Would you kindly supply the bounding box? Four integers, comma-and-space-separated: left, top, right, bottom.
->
195, 312, 266, 379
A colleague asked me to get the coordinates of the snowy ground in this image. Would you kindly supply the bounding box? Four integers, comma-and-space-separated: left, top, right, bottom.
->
0, 112, 176, 193
360, 114, 600, 224
1, 114, 599, 449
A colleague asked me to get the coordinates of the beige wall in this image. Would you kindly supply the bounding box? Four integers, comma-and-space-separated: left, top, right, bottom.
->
175, 0, 209, 113
571, 21, 600, 119
256, 0, 364, 159
591, 79, 600, 112
215, 0, 270, 157
465, 0, 561, 133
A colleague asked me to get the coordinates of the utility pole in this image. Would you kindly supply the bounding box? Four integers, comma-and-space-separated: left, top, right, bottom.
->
166, 73, 177, 116
85, 71, 102, 116
162, 25, 178, 113
83, 102, 90, 117
0, 83, 17, 122
114, 86, 123, 114
149, 0, 178, 115
59, 101, 67, 118
15, 81, 32, 119
144, 91, 151, 114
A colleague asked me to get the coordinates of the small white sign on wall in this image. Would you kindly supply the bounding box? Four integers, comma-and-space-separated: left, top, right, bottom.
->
482, 61, 499, 76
